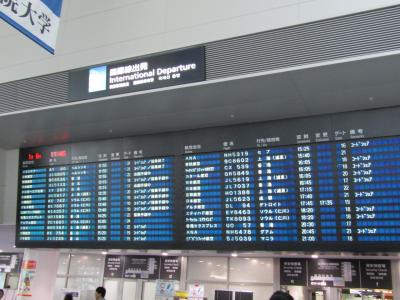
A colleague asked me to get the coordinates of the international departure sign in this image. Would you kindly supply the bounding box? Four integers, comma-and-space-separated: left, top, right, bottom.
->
68, 47, 205, 101
0, 0, 63, 54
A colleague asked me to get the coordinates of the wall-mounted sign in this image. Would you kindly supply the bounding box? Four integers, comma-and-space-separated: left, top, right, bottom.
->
104, 255, 125, 278
156, 280, 177, 298
188, 284, 205, 299
160, 257, 181, 280
17, 260, 37, 297
0, 253, 23, 273
123, 256, 160, 279
280, 258, 307, 286
308, 259, 360, 288
0, 0, 63, 54
280, 259, 391, 289
360, 260, 392, 289
69, 47, 205, 101
104, 255, 181, 280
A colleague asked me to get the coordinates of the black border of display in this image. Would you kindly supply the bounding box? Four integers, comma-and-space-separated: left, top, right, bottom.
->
16, 107, 400, 251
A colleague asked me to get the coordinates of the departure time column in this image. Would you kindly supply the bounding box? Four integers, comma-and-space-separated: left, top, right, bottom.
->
109, 161, 123, 241
315, 144, 339, 242
297, 145, 317, 242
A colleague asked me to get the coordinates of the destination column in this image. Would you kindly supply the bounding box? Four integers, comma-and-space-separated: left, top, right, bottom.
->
257, 146, 298, 242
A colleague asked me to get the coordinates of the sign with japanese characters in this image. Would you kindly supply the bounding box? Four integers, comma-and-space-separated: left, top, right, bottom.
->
0, 253, 23, 273
68, 47, 205, 101
104, 255, 125, 278
360, 260, 392, 289
308, 259, 361, 288
160, 257, 181, 280
0, 0, 63, 54
280, 258, 307, 286
103, 255, 182, 280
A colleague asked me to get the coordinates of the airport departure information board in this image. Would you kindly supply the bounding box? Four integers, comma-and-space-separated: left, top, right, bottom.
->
15, 108, 400, 251
18, 146, 176, 247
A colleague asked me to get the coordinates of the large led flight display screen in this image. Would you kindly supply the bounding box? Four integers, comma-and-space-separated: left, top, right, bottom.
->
16, 108, 400, 251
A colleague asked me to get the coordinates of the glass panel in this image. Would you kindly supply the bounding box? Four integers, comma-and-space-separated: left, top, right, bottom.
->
187, 257, 228, 281
142, 281, 157, 300
286, 286, 306, 300
67, 277, 103, 300
229, 284, 274, 300
0, 273, 5, 288
53, 277, 67, 300
57, 254, 70, 275
230, 258, 274, 283
104, 279, 120, 300
202, 283, 228, 300
5, 274, 19, 289
122, 281, 137, 300
69, 254, 104, 277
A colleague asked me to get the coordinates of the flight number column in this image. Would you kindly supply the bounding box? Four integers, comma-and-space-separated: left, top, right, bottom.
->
185, 153, 223, 242
350, 137, 400, 242
19, 168, 47, 241
223, 150, 257, 242
46, 166, 69, 241
131, 158, 174, 242
70, 164, 97, 241
296, 145, 317, 242
257, 147, 298, 242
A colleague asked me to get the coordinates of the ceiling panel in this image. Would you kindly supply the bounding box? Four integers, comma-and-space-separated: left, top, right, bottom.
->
1, 54, 400, 149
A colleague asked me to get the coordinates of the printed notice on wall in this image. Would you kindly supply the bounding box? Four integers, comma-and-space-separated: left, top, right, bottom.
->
123, 256, 160, 279
280, 258, 307, 286
160, 256, 181, 280
360, 260, 392, 289
308, 259, 360, 288
17, 260, 37, 297
0, 253, 23, 273
104, 255, 125, 278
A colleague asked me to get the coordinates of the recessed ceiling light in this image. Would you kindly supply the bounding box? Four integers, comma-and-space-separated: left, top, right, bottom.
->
311, 254, 319, 259
231, 253, 238, 257
161, 252, 169, 256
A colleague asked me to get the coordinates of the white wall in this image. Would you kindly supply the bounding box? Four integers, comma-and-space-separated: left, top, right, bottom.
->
1, 0, 400, 83
0, 225, 18, 251
0, 149, 19, 225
